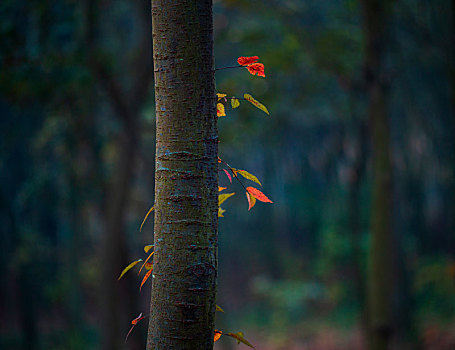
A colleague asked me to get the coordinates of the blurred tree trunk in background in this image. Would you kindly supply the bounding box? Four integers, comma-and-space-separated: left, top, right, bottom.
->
84, 0, 153, 349
360, 1, 394, 349
147, 1, 218, 349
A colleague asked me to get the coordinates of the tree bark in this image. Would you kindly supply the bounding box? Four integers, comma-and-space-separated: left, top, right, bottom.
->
147, 1, 218, 349
360, 1, 394, 350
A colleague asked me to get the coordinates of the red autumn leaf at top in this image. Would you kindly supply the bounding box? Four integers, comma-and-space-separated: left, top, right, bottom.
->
246, 63, 265, 77
237, 56, 259, 66
246, 186, 273, 203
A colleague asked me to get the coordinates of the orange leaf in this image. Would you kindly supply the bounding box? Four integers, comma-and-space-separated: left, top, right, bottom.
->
118, 259, 143, 280
246, 187, 273, 203
214, 330, 223, 342
218, 186, 227, 192
139, 251, 154, 275
139, 206, 154, 232
246, 191, 256, 211
145, 262, 153, 270
237, 56, 259, 65
246, 63, 265, 77
140, 268, 153, 291
223, 169, 232, 183
226, 332, 255, 348
217, 103, 226, 117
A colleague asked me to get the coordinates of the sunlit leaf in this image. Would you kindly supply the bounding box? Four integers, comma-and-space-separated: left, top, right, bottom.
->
214, 330, 223, 342
144, 244, 154, 253
219, 193, 235, 206
125, 313, 145, 342
246, 191, 256, 211
139, 206, 154, 232
217, 93, 227, 100
217, 103, 226, 117
218, 186, 227, 192
237, 56, 259, 65
233, 169, 262, 186
145, 262, 153, 270
118, 259, 143, 280
216, 305, 225, 312
218, 207, 226, 217
140, 268, 153, 291
246, 187, 273, 203
244, 94, 269, 115
223, 169, 232, 183
226, 332, 255, 348
246, 63, 265, 77
139, 251, 154, 275
231, 97, 240, 109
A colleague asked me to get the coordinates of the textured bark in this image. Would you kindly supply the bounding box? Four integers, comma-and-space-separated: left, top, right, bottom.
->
360, 1, 394, 350
147, 1, 218, 349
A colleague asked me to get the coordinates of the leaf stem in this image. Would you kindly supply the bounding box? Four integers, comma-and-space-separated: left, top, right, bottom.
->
215, 65, 244, 71
218, 157, 250, 194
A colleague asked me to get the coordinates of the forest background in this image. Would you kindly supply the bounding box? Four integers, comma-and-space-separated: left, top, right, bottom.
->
1, 0, 454, 349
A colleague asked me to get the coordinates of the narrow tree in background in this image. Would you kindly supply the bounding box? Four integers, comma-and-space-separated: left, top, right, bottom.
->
361, 1, 394, 350
147, 1, 218, 349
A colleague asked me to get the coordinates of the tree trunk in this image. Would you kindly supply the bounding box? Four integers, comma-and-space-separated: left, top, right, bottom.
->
360, 1, 394, 350
147, 1, 218, 349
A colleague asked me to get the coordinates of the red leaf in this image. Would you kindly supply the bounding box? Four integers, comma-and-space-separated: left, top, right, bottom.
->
246, 63, 265, 77
223, 169, 232, 183
246, 187, 273, 203
125, 313, 145, 342
237, 56, 259, 66
140, 268, 153, 291
131, 312, 144, 325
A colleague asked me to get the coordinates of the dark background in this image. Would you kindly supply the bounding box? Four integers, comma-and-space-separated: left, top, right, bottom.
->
1, 0, 454, 349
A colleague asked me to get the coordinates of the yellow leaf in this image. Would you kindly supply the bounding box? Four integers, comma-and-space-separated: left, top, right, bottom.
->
218, 207, 226, 217
139, 251, 154, 275
231, 97, 240, 109
144, 262, 153, 270
139, 206, 154, 232
144, 244, 154, 253
218, 186, 227, 192
246, 191, 256, 211
217, 93, 227, 100
244, 94, 269, 115
233, 168, 262, 186
217, 103, 226, 117
216, 305, 225, 312
226, 332, 255, 348
118, 259, 142, 280
219, 193, 235, 206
